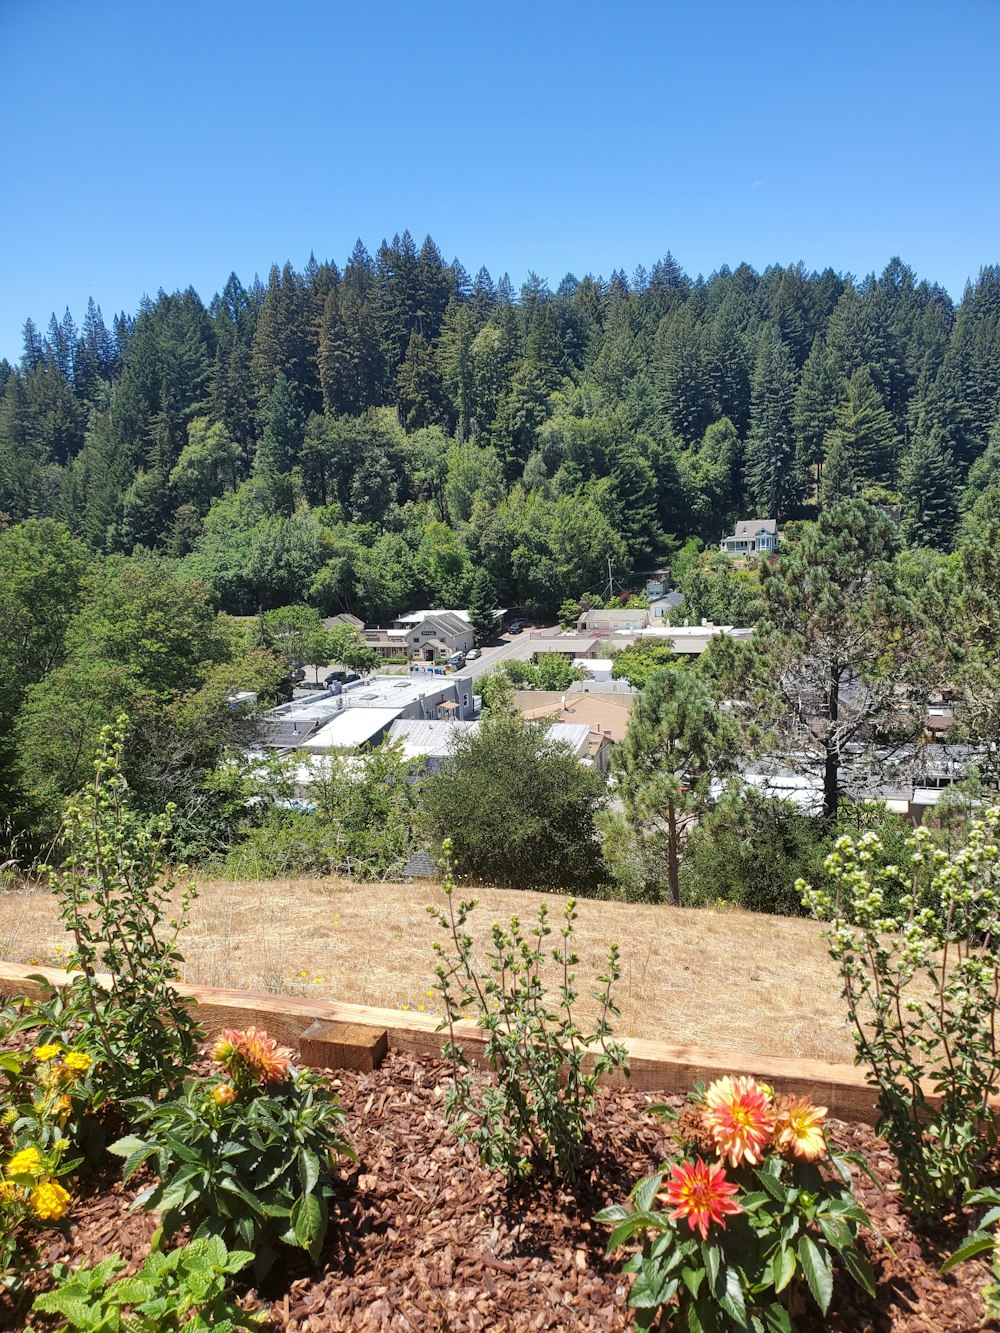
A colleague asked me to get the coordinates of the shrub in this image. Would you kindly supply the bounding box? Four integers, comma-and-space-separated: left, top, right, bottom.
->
597, 1075, 875, 1331
422, 712, 607, 893
111, 1028, 354, 1277
429, 843, 628, 1182
800, 807, 1000, 1214
31, 1235, 260, 1331
41, 719, 202, 1101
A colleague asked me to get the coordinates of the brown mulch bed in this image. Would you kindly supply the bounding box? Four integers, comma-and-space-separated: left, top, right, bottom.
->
4, 1052, 995, 1331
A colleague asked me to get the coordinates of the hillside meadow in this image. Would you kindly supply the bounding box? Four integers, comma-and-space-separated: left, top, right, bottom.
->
0, 874, 854, 1064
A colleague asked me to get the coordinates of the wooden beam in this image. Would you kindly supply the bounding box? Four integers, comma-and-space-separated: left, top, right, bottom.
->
298, 1020, 388, 1073
0, 960, 886, 1120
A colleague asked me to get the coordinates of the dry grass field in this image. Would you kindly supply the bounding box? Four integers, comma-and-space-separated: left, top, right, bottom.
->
0, 875, 855, 1065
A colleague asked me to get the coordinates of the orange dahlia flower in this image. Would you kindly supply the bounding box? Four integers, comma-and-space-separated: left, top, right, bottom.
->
212, 1027, 292, 1087
775, 1095, 827, 1161
703, 1075, 776, 1168
212, 1083, 237, 1107
660, 1157, 742, 1240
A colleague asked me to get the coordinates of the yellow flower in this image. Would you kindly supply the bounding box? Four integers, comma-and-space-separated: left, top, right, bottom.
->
33, 1044, 62, 1063
7, 1147, 42, 1177
0, 1181, 19, 1201
418, 1005, 426, 1012
54, 1095, 73, 1120
213, 1083, 237, 1107
775, 1095, 828, 1162
62, 1051, 92, 1075
29, 1179, 70, 1221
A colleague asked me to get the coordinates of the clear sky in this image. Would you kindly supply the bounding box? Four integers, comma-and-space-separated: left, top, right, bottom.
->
2, 0, 998, 361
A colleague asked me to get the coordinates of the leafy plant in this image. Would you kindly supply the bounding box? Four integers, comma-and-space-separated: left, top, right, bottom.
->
29, 1235, 260, 1331
429, 840, 629, 1182
800, 807, 1000, 1214
40, 718, 203, 1101
597, 1076, 876, 1331
940, 1185, 1000, 1320
110, 1028, 354, 1277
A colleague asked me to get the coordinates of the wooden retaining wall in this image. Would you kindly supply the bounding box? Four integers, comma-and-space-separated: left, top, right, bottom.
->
0, 961, 882, 1122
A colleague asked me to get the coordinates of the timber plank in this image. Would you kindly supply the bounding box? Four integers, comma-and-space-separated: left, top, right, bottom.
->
298, 1020, 388, 1073
0, 959, 904, 1123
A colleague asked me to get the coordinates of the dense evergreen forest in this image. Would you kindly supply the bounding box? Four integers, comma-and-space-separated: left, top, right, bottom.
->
3, 238, 1000, 891
3, 238, 1000, 621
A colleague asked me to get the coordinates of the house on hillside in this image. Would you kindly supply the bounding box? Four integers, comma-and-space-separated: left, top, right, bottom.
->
362, 609, 475, 661
322, 613, 364, 631
719, 518, 781, 556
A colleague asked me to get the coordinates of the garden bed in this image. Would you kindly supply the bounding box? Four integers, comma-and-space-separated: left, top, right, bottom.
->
5, 1050, 991, 1332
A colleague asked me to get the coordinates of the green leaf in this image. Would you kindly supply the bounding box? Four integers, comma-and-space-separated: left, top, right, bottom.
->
940, 1231, 996, 1273
632, 1172, 663, 1214
797, 1235, 833, 1313
841, 1244, 877, 1297
716, 1264, 747, 1326
290, 1192, 325, 1262
772, 1244, 796, 1294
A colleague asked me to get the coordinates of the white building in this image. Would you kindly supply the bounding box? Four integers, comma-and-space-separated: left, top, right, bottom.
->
719, 518, 780, 556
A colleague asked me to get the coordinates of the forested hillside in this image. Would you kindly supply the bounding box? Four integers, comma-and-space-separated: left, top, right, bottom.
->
3, 239, 1000, 620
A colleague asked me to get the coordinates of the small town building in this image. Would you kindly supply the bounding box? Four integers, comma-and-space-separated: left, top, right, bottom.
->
363, 609, 475, 661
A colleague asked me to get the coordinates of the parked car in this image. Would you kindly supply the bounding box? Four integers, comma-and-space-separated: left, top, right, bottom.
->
465, 647, 481, 660
290, 667, 306, 683
324, 669, 361, 686
508, 622, 523, 635
448, 652, 466, 668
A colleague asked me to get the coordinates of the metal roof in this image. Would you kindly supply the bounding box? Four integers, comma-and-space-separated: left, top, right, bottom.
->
300, 708, 402, 751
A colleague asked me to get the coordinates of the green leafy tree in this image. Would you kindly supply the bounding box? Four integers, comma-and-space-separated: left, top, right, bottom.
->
422, 712, 606, 893
613, 666, 741, 905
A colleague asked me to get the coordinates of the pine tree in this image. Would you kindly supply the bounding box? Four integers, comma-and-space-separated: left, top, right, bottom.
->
614, 667, 740, 904
900, 432, 959, 549
793, 339, 841, 481
823, 367, 899, 491
745, 328, 803, 515
468, 567, 499, 645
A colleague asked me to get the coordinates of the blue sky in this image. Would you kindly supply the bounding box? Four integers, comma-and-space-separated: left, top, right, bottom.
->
2, 0, 998, 361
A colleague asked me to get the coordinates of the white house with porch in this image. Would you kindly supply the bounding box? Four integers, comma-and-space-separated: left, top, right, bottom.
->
719, 518, 781, 556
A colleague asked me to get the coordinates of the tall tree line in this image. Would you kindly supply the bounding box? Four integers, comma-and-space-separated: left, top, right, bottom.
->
2, 242, 1000, 619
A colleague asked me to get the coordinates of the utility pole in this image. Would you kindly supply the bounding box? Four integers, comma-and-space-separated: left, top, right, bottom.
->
606, 555, 615, 603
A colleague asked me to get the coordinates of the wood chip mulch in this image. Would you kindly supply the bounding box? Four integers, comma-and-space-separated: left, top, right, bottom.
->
4, 1052, 996, 1331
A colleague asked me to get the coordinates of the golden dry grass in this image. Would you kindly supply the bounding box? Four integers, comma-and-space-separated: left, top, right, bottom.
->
0, 874, 856, 1065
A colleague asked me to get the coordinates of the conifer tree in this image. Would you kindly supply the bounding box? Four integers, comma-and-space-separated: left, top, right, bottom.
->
614, 667, 740, 905
745, 327, 802, 515
900, 432, 959, 549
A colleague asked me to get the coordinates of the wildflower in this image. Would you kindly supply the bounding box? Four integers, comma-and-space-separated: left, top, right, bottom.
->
213, 1083, 237, 1107
774, 1095, 828, 1161
7, 1147, 42, 1178
418, 1005, 425, 1012
0, 1182, 19, 1201
29, 1179, 71, 1221
703, 1075, 776, 1168
402, 1004, 410, 1011
660, 1157, 742, 1240
33, 1044, 62, 1063
54, 1094, 73, 1121
62, 1051, 92, 1076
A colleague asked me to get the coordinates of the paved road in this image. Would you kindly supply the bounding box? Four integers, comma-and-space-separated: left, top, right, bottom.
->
455, 627, 560, 682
